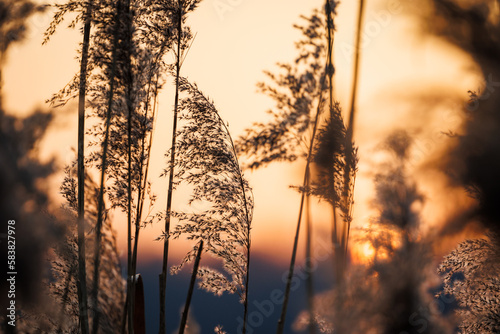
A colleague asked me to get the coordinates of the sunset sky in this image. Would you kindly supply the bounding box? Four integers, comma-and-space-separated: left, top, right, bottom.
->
4, 0, 496, 333
3, 0, 482, 266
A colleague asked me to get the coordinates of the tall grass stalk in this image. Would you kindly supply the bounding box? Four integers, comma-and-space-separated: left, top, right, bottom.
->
180, 81, 254, 332
325, 0, 341, 279
168, 77, 253, 332
276, 8, 343, 332
326, 0, 335, 106
277, 83, 326, 334
305, 170, 316, 334
123, 7, 168, 331
91, 2, 122, 333
178, 240, 204, 334
124, 0, 134, 332
160, 2, 184, 332
341, 0, 365, 271
130, 76, 159, 282
219, 109, 253, 334
76, 1, 92, 333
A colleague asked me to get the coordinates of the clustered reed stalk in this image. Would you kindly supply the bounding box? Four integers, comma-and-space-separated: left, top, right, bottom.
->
276, 3, 339, 332
277, 78, 327, 334
236, 10, 333, 330
47, 0, 172, 332
167, 77, 253, 333
304, 3, 336, 332
45, 0, 204, 332
235, 1, 364, 331
92, 2, 122, 333
13, 0, 256, 332
44, 0, 363, 332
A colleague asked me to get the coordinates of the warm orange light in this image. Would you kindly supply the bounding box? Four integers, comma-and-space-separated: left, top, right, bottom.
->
4, 0, 483, 271
351, 241, 376, 264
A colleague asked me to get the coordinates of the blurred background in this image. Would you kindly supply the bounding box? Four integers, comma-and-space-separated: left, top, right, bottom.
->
1, 0, 492, 332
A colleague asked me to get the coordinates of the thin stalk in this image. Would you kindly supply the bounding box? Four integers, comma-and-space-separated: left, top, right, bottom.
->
137, 86, 158, 217
325, 0, 342, 282
130, 108, 153, 282
91, 1, 122, 333
131, 74, 156, 285
135, 44, 163, 223
77, 2, 92, 333
341, 0, 365, 270
277, 82, 326, 334
305, 170, 316, 334
192, 87, 252, 333
123, 27, 164, 334
159, 2, 183, 333
126, 119, 133, 327
133, 83, 158, 236
123, 0, 134, 331
332, 162, 341, 284
326, 0, 335, 108
242, 232, 251, 334
130, 219, 141, 318
178, 240, 204, 334
218, 110, 252, 334
347, 0, 365, 130
131, 12, 168, 281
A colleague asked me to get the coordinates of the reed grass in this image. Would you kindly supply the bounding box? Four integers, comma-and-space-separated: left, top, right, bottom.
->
159, 2, 184, 332
276, 77, 326, 334
91, 2, 122, 332
76, 1, 92, 333
166, 77, 253, 332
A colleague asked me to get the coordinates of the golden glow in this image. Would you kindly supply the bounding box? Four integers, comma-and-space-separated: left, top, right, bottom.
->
351, 242, 376, 264
4, 0, 483, 268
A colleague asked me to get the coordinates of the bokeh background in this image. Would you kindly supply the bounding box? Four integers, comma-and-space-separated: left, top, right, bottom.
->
2, 0, 488, 332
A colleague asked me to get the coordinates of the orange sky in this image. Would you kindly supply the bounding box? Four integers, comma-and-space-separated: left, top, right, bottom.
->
3, 0, 483, 266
